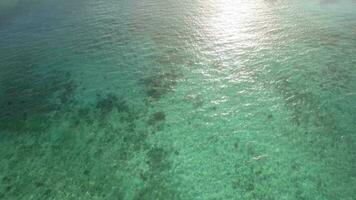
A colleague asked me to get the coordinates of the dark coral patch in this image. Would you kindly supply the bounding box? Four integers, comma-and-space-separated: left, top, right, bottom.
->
148, 112, 166, 126
0, 69, 76, 132
134, 179, 177, 200
141, 71, 179, 100
95, 94, 129, 116
134, 147, 177, 200
96, 94, 118, 115
147, 147, 171, 172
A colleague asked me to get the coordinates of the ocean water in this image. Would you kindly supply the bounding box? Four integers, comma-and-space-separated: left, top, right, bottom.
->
1, 0, 356, 199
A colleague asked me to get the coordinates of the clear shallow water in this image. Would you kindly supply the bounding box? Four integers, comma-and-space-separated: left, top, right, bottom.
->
1, 0, 356, 199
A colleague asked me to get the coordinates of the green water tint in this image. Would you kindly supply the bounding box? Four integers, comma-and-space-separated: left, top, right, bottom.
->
1, 0, 356, 199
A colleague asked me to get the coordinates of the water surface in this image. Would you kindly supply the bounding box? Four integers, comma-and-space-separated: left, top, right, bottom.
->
1, 0, 356, 199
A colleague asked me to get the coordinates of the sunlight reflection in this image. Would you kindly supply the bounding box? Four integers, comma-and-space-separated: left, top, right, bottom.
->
205, 0, 261, 41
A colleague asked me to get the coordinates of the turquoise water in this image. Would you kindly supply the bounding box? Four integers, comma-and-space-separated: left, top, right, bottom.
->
1, 0, 356, 199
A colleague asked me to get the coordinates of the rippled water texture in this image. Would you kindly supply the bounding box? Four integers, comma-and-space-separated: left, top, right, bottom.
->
1, 0, 356, 199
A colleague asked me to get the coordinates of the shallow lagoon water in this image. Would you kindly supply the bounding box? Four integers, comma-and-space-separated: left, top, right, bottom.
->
0, 0, 356, 199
